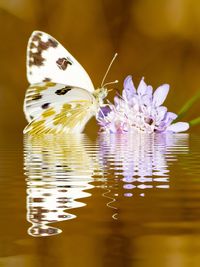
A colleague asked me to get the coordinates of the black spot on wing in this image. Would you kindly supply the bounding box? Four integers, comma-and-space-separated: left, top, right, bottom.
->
29, 33, 58, 67
32, 94, 42, 100
56, 57, 72, 70
42, 103, 50, 109
48, 38, 58, 48
29, 51, 45, 67
43, 78, 51, 82
55, 87, 71, 95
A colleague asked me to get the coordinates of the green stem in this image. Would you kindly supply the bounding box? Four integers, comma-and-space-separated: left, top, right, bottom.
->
178, 90, 200, 119
189, 117, 200, 126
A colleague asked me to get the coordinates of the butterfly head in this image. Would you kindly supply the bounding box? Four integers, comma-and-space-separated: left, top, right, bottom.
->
94, 76, 119, 103
93, 87, 108, 105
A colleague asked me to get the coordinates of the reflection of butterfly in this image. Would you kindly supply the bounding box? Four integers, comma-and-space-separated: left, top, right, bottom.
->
23, 31, 117, 134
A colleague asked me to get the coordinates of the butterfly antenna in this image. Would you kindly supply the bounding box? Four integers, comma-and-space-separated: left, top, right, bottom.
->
103, 80, 118, 88
101, 53, 118, 87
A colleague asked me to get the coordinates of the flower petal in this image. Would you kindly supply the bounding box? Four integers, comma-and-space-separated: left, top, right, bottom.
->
109, 122, 117, 133
166, 122, 190, 132
156, 106, 167, 121
164, 112, 177, 124
141, 94, 152, 106
123, 75, 136, 96
98, 106, 111, 119
114, 96, 120, 105
146, 85, 153, 96
156, 111, 177, 131
137, 77, 148, 95
153, 84, 169, 106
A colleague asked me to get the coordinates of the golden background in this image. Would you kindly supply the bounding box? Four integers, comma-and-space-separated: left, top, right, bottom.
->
0, 0, 200, 133
0, 2, 200, 266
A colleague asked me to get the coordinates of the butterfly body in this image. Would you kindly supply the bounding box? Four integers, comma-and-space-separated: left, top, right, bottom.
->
24, 31, 108, 134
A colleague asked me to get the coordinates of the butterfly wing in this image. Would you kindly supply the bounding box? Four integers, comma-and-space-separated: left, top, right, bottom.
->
27, 31, 94, 92
24, 81, 95, 122
24, 102, 95, 135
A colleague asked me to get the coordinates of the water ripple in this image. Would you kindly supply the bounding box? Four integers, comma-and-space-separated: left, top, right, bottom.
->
23, 132, 190, 236
24, 134, 100, 237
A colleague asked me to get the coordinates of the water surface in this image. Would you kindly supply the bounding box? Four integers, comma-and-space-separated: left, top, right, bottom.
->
0, 132, 200, 266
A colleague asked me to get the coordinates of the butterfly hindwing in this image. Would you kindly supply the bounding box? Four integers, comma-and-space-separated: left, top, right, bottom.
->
24, 82, 95, 123
27, 31, 94, 92
23, 98, 95, 135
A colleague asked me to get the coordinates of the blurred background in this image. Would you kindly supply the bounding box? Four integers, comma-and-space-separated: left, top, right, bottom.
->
0, 2, 200, 266
0, 0, 200, 133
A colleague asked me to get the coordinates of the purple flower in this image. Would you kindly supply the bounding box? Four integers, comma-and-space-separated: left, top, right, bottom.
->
97, 76, 189, 133
98, 106, 111, 119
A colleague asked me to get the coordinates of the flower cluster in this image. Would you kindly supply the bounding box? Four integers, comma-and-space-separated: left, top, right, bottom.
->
97, 76, 189, 133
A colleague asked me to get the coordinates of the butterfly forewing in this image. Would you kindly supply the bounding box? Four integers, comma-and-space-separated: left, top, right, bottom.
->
27, 31, 94, 92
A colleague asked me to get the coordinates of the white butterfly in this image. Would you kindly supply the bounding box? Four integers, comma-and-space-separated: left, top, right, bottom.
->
23, 31, 118, 134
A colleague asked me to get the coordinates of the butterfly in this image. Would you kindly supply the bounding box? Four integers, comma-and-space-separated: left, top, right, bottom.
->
23, 31, 118, 135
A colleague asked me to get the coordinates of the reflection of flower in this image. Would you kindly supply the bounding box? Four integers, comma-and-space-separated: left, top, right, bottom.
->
98, 132, 189, 198
98, 76, 189, 133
